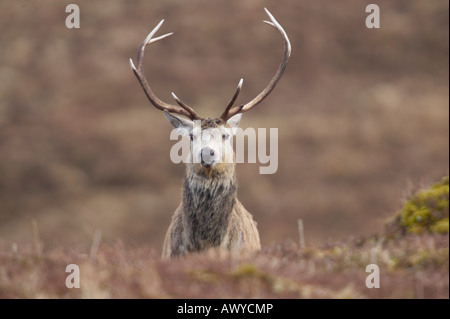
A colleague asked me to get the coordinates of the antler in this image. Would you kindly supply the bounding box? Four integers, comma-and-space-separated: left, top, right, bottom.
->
131, 9, 290, 122
220, 8, 291, 121
129, 20, 200, 120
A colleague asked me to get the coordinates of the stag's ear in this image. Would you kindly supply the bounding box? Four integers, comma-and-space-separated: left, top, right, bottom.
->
226, 113, 242, 134
164, 111, 193, 135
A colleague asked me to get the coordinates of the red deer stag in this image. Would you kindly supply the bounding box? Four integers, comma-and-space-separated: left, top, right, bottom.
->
130, 8, 291, 259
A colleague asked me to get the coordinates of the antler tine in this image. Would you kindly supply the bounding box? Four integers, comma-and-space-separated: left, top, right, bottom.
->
130, 20, 200, 120
220, 78, 244, 120
222, 8, 291, 120
171, 92, 201, 119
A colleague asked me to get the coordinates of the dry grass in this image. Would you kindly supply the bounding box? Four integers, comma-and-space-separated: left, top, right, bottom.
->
0, 233, 448, 298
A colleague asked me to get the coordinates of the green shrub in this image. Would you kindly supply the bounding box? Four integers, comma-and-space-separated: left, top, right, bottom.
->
399, 177, 449, 234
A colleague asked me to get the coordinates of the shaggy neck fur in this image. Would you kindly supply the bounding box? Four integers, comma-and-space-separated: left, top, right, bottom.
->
182, 164, 237, 252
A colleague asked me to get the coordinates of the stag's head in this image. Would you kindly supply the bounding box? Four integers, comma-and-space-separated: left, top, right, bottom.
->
129, 8, 291, 176
164, 112, 242, 176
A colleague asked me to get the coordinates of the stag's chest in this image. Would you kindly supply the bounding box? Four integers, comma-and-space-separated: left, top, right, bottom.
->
182, 177, 236, 250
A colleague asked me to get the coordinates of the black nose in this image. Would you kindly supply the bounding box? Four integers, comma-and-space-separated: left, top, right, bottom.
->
201, 147, 215, 166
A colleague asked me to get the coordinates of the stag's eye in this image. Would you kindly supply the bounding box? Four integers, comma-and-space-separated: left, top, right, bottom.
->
222, 133, 230, 140
189, 133, 194, 141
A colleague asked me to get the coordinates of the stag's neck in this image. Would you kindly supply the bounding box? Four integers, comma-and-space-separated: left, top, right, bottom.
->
182, 167, 237, 251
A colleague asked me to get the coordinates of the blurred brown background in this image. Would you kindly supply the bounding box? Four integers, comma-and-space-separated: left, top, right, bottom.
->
0, 0, 448, 253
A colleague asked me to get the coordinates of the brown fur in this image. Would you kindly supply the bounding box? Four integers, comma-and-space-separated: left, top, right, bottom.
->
162, 121, 261, 259
200, 118, 225, 129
